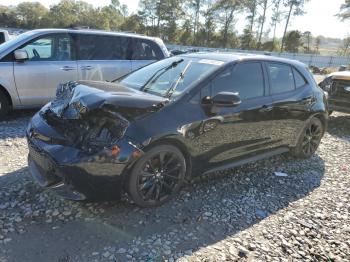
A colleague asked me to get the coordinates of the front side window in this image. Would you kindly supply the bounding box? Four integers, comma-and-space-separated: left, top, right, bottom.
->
119, 57, 221, 97
268, 63, 295, 94
76, 34, 130, 60
21, 34, 72, 61
211, 62, 265, 100
131, 38, 163, 60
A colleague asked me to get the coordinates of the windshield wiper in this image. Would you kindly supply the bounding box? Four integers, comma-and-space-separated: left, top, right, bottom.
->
140, 59, 184, 93
164, 61, 192, 98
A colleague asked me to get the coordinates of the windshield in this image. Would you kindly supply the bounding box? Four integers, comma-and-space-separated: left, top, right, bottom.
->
119, 56, 223, 97
0, 30, 35, 55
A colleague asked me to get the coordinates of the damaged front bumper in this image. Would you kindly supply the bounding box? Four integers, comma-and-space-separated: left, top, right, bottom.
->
26, 112, 143, 201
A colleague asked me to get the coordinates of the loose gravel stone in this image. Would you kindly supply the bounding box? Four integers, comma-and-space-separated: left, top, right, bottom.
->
0, 111, 349, 262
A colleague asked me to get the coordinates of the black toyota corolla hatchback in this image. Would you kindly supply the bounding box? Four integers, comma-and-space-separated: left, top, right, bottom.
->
26, 53, 328, 207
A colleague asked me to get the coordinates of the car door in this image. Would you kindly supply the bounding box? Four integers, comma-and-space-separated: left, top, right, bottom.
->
13, 33, 77, 106
75, 34, 132, 81
187, 61, 276, 171
130, 38, 164, 71
266, 62, 313, 147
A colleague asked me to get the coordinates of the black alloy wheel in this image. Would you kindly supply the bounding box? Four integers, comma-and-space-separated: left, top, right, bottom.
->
292, 117, 324, 158
127, 145, 186, 207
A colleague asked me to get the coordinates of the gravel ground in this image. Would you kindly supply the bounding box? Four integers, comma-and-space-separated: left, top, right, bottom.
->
0, 110, 349, 262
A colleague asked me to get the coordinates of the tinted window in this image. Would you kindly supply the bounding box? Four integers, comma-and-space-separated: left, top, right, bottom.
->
268, 63, 295, 94
0, 33, 5, 44
211, 62, 264, 100
21, 34, 72, 61
131, 38, 163, 60
293, 68, 307, 88
77, 34, 130, 60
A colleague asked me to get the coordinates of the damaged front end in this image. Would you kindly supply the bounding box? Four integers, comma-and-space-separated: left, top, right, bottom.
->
27, 81, 166, 200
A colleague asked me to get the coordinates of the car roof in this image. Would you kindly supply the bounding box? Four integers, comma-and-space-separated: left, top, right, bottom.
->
327, 71, 350, 80
179, 52, 307, 67
27, 28, 160, 41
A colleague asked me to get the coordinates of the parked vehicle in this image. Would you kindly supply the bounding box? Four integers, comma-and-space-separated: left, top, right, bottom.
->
0, 28, 169, 117
26, 53, 328, 207
319, 71, 350, 114
0, 30, 10, 44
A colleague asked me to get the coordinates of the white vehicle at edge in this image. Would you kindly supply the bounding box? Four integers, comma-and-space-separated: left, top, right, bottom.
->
0, 28, 169, 117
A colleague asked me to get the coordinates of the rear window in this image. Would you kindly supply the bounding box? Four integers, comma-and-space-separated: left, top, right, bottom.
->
267, 63, 295, 94
131, 38, 163, 60
76, 34, 130, 60
293, 68, 307, 88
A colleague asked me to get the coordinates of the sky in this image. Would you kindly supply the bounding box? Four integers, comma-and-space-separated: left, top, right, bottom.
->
0, 0, 349, 39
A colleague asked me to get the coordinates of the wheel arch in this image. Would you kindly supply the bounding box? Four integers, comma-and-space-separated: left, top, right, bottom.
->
312, 112, 328, 134
142, 136, 193, 180
0, 84, 13, 107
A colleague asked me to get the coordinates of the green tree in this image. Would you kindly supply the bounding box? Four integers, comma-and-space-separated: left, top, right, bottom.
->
339, 36, 350, 56
281, 0, 309, 51
284, 30, 303, 52
303, 31, 311, 53
240, 27, 257, 49
314, 36, 321, 54
160, 0, 185, 42
0, 5, 20, 27
16, 2, 49, 29
213, 0, 243, 48
120, 14, 143, 33
261, 40, 280, 51
180, 19, 194, 45
338, 0, 350, 20
200, 0, 216, 46
243, 0, 258, 48
270, 0, 282, 48
256, 0, 269, 49
186, 0, 201, 38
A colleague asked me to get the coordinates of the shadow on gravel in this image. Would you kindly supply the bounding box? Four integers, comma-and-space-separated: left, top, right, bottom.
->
1, 109, 37, 122
2, 153, 325, 261
327, 113, 350, 140
0, 109, 37, 140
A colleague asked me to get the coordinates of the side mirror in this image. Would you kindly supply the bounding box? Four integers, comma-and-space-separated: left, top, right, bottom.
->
14, 49, 29, 62
211, 92, 241, 107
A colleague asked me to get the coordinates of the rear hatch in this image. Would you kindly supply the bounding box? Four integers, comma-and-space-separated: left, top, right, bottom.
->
329, 78, 350, 108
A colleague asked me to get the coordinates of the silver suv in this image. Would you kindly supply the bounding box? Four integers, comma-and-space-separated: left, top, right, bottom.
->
0, 29, 169, 117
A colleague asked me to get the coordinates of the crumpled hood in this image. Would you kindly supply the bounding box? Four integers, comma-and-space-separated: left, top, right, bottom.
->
46, 80, 168, 120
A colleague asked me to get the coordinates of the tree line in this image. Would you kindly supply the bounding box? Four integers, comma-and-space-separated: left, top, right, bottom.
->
0, 0, 348, 54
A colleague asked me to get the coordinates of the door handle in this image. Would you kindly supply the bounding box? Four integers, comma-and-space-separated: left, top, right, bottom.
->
259, 105, 273, 113
80, 65, 93, 70
60, 66, 75, 71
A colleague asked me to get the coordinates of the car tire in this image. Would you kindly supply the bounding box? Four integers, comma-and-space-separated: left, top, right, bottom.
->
0, 91, 10, 119
291, 117, 324, 159
127, 144, 186, 208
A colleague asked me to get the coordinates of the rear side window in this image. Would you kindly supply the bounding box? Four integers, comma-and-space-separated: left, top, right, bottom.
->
267, 63, 295, 94
76, 34, 130, 60
293, 68, 307, 88
131, 38, 163, 60
211, 62, 265, 100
